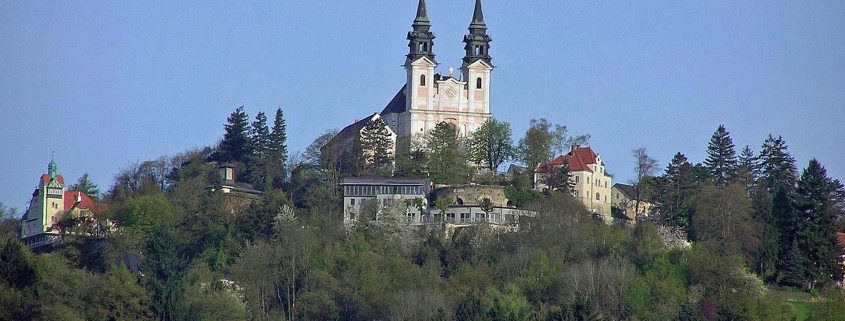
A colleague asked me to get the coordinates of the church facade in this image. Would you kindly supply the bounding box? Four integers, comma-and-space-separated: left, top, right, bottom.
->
349, 0, 494, 142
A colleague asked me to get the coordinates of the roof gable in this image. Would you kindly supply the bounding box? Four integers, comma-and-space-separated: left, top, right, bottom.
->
64, 190, 104, 215
536, 146, 599, 174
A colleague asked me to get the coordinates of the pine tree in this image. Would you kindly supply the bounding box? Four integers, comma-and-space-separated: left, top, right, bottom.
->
795, 159, 842, 286
780, 239, 807, 288
703, 125, 738, 186
759, 134, 797, 193
70, 173, 101, 201
268, 108, 288, 186
248, 112, 271, 189
356, 116, 394, 176
219, 106, 253, 166
736, 145, 759, 193
654, 153, 695, 229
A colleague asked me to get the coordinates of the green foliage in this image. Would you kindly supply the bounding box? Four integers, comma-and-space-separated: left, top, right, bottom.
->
355, 116, 394, 176
70, 172, 101, 200
113, 193, 176, 237
219, 106, 253, 165
467, 118, 515, 171
426, 122, 471, 185
703, 125, 738, 186
517, 118, 558, 173
268, 107, 289, 187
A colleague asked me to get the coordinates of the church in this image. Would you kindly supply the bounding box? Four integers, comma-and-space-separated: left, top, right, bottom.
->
332, 0, 494, 156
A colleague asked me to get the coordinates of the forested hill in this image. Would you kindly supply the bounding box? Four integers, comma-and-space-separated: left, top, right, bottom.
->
1, 108, 844, 321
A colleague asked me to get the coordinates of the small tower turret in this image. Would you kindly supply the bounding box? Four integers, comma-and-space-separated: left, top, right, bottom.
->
406, 0, 437, 65
462, 0, 492, 66
48, 159, 57, 181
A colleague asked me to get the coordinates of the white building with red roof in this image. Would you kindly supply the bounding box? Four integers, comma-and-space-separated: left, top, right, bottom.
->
534, 145, 613, 221
20, 159, 105, 249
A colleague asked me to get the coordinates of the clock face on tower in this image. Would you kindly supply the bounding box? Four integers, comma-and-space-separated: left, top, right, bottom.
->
445, 87, 457, 98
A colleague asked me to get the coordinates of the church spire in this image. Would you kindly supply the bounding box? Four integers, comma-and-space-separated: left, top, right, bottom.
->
463, 0, 492, 66
406, 0, 436, 64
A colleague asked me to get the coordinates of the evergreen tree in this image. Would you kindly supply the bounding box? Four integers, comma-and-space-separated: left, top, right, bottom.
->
654, 153, 695, 229
758, 134, 797, 193
356, 116, 394, 176
795, 159, 843, 286
268, 108, 288, 186
427, 122, 470, 185
703, 125, 738, 186
467, 118, 514, 171
780, 239, 807, 288
218, 106, 253, 165
248, 111, 271, 189
736, 145, 759, 193
70, 172, 101, 200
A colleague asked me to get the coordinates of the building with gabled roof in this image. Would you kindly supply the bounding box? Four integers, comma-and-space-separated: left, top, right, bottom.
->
534, 145, 613, 221
21, 159, 106, 250
611, 183, 656, 220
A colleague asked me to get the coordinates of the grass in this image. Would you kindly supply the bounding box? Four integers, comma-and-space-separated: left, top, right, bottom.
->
789, 301, 811, 321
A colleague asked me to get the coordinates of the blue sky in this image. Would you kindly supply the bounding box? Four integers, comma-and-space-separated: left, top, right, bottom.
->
1, 1, 843, 210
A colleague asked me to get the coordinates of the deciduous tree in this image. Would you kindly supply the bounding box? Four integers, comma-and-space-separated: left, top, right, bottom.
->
467, 118, 514, 171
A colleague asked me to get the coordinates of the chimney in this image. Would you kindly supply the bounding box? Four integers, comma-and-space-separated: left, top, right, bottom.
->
570, 144, 579, 153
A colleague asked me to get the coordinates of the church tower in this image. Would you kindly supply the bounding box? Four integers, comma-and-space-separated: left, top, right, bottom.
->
403, 0, 438, 137
461, 0, 493, 117
364, 0, 493, 141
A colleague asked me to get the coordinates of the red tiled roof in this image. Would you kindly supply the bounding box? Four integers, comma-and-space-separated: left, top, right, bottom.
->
836, 232, 845, 254
64, 190, 103, 215
536, 146, 599, 174
41, 174, 65, 185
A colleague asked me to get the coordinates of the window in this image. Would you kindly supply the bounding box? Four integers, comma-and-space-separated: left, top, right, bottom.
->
573, 190, 578, 197
475, 46, 482, 55
418, 43, 424, 52
596, 192, 600, 201
420, 74, 426, 86
574, 176, 579, 183
351, 199, 355, 205
476, 77, 482, 89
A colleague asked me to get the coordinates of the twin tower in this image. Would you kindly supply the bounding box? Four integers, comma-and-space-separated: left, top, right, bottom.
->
379, 0, 494, 139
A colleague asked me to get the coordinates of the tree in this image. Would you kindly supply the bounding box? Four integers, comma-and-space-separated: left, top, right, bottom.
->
517, 119, 557, 174
703, 125, 738, 186
653, 152, 695, 229
631, 148, 658, 219
758, 134, 797, 192
467, 118, 514, 171
70, 173, 100, 200
305, 129, 337, 166
143, 226, 187, 321
692, 183, 760, 261
793, 159, 842, 287
736, 145, 759, 192
542, 161, 575, 193
248, 111, 271, 189
268, 107, 289, 186
426, 122, 470, 185
356, 117, 394, 176
218, 106, 253, 165
394, 135, 428, 178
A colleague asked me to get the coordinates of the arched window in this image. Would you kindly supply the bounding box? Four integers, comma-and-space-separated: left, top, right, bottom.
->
476, 77, 482, 89
596, 192, 600, 201
418, 43, 424, 52
476, 46, 482, 55
420, 74, 426, 86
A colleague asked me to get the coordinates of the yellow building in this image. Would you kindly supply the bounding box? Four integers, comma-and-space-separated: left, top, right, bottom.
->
535, 145, 613, 221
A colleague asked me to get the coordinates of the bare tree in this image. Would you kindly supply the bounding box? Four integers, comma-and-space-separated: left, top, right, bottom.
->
631, 148, 658, 218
